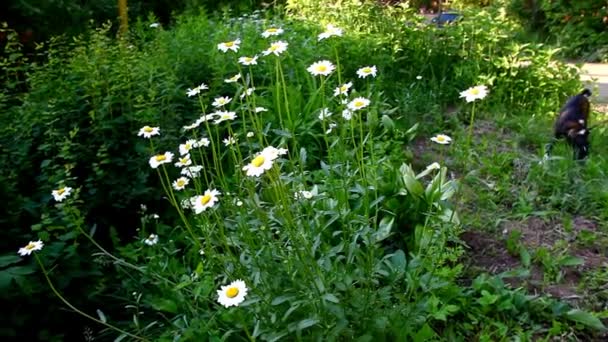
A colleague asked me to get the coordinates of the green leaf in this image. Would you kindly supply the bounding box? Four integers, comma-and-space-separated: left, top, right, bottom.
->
0, 255, 21, 268
566, 309, 606, 331
375, 216, 394, 242
381, 115, 395, 131
296, 318, 319, 331
559, 256, 584, 267
413, 323, 436, 342
520, 247, 531, 268
149, 298, 178, 314
322, 293, 340, 303
389, 249, 407, 272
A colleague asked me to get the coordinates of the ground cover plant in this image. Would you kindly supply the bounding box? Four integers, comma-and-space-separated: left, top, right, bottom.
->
4, 0, 608, 340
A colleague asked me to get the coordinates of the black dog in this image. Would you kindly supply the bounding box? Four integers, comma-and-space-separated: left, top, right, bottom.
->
545, 89, 592, 160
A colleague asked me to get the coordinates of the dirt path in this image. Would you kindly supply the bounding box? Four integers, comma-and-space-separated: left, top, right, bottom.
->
578, 63, 608, 107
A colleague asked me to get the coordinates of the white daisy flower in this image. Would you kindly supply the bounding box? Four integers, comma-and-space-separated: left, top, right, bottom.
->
261, 146, 288, 160
333, 82, 353, 96
459, 85, 489, 103
212, 96, 232, 108
214, 111, 238, 124
174, 154, 192, 167
149, 23, 160, 28
416, 75, 422, 80
138, 126, 160, 138
217, 39, 241, 53
242, 151, 275, 177
18, 240, 44, 256
347, 97, 370, 111
223, 136, 238, 146
179, 139, 198, 155
186, 83, 209, 97
261, 27, 284, 38
238, 56, 259, 66
149, 152, 174, 169
191, 189, 221, 214
181, 165, 204, 178
318, 24, 343, 41
430, 134, 452, 145
197, 138, 210, 147
307, 60, 335, 77
325, 122, 337, 134
224, 74, 242, 83
52, 186, 73, 202
144, 234, 159, 246
240, 87, 255, 99
217, 279, 248, 308
318, 108, 332, 120
342, 109, 353, 120
172, 177, 190, 191
246, 132, 254, 138
262, 41, 288, 56
356, 66, 377, 78
235, 199, 243, 206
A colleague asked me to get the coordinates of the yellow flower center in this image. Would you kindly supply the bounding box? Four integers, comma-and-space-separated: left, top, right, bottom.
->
177, 180, 185, 186
57, 188, 66, 195
155, 155, 167, 162
180, 158, 188, 164
317, 65, 327, 72
245, 57, 253, 62
354, 101, 364, 108
200, 194, 212, 205
340, 85, 348, 92
471, 89, 480, 95
267, 28, 278, 33
252, 155, 265, 167
225, 41, 234, 47
270, 44, 279, 51
363, 68, 372, 73
144, 126, 153, 133
437, 136, 446, 142
226, 287, 239, 298
25, 242, 36, 250
185, 143, 191, 149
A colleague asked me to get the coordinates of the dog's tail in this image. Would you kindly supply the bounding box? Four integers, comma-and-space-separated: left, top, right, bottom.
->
581, 88, 592, 97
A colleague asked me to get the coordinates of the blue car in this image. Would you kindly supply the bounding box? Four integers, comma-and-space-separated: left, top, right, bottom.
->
430, 11, 463, 26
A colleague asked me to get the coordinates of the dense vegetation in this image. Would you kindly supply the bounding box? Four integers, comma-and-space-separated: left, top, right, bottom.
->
2, 0, 608, 340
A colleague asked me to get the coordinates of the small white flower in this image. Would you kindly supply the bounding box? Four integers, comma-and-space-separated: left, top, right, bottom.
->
318, 24, 343, 41
294, 190, 314, 200
347, 97, 370, 111
340, 98, 348, 105
144, 234, 159, 246
430, 134, 452, 145
138, 126, 160, 138
240, 87, 255, 99
235, 200, 243, 206
459, 85, 489, 103
52, 186, 73, 202
238, 56, 259, 66
325, 122, 337, 134
199, 249, 205, 256
224, 74, 242, 83
172, 177, 190, 190
186, 83, 208, 97
191, 189, 221, 214
149, 23, 160, 28
18, 240, 44, 256
307, 60, 335, 77
218, 39, 241, 53
179, 139, 198, 155
217, 279, 248, 308
174, 154, 192, 168
213, 111, 238, 124
246, 131, 255, 138
356, 66, 377, 78
223, 136, 238, 146
212, 96, 232, 108
333, 82, 353, 96
181, 165, 204, 178
181, 198, 192, 209
197, 138, 210, 147
149, 152, 174, 168
254, 107, 268, 113
416, 75, 422, 80
263, 41, 288, 56
262, 27, 284, 38
342, 109, 353, 120
318, 108, 332, 120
